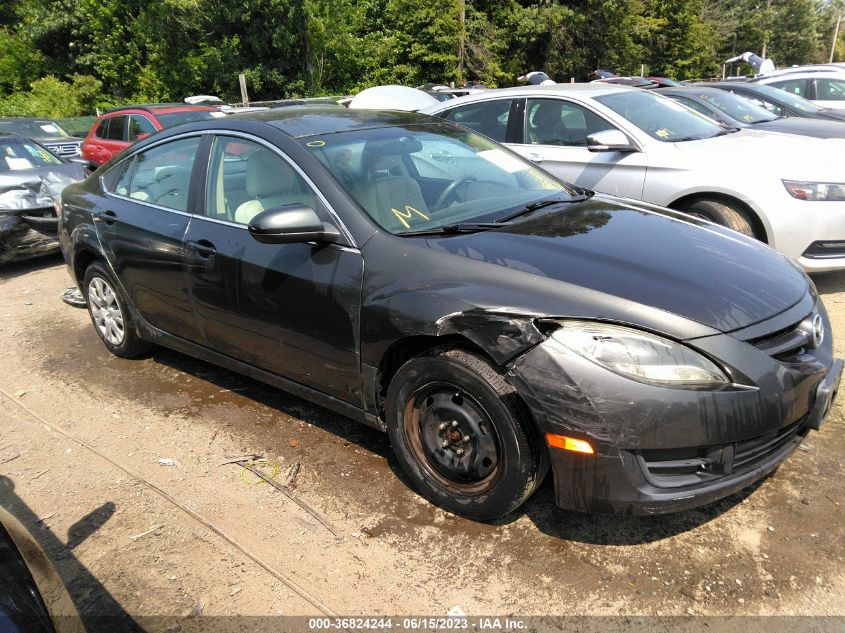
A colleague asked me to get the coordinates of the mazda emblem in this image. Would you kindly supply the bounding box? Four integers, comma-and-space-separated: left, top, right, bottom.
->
812, 313, 824, 348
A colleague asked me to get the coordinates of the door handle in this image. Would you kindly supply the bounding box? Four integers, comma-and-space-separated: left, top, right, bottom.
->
187, 239, 216, 258
95, 210, 117, 224
526, 153, 544, 164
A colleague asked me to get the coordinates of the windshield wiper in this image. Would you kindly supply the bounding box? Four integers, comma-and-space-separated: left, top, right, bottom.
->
397, 222, 501, 237
495, 194, 589, 224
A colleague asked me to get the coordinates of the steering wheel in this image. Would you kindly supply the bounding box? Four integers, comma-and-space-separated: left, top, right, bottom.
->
435, 176, 476, 210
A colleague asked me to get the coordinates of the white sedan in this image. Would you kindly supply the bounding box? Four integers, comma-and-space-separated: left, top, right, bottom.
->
752, 69, 845, 110
419, 84, 845, 272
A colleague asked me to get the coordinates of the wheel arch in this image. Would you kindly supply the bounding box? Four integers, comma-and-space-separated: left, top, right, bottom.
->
668, 192, 769, 243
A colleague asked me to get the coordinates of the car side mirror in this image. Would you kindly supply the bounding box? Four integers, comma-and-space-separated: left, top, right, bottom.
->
586, 130, 637, 153
248, 204, 341, 245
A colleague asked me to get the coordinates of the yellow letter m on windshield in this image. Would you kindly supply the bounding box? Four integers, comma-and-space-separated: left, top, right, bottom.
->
391, 205, 430, 229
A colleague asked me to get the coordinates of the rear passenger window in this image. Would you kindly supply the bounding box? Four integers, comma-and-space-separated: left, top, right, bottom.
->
104, 115, 127, 141
95, 119, 109, 139
205, 136, 317, 225
121, 137, 202, 211
443, 100, 511, 142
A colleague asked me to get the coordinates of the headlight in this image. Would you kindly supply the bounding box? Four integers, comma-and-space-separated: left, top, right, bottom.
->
782, 180, 845, 201
550, 321, 728, 387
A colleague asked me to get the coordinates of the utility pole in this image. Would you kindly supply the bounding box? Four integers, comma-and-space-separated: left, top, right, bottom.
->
761, 0, 772, 60
458, 0, 465, 83
831, 15, 843, 63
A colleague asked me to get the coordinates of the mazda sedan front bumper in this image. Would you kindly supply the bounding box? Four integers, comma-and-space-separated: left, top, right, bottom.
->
507, 293, 841, 515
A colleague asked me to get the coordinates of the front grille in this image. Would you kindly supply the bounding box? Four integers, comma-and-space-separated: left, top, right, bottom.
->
750, 320, 810, 360
45, 142, 81, 157
636, 421, 805, 489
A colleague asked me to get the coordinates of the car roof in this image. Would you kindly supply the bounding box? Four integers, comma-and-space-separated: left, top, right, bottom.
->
231, 104, 440, 138
754, 70, 845, 81
655, 86, 723, 97
696, 82, 788, 98
419, 83, 637, 112
104, 104, 218, 115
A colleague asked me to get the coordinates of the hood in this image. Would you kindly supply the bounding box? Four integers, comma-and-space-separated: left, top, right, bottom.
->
818, 108, 845, 122
425, 196, 807, 334
673, 129, 843, 181
752, 117, 845, 139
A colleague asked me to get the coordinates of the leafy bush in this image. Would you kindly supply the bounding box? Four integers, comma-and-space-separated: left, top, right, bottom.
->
0, 74, 106, 117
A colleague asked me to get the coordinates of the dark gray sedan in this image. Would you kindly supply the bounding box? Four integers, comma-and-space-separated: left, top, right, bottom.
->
656, 86, 845, 138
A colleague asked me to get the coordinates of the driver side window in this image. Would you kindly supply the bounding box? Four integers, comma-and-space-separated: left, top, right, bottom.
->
123, 137, 201, 211
525, 98, 616, 146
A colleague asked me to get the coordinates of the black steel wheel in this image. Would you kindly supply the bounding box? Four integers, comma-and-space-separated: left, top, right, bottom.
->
385, 347, 548, 521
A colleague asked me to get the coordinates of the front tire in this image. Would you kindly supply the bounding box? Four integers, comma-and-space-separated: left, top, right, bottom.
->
83, 262, 150, 358
680, 198, 755, 238
385, 347, 547, 521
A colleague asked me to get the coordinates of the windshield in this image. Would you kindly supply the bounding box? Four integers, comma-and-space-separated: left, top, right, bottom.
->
157, 110, 223, 128
0, 137, 62, 171
302, 123, 575, 234
595, 90, 724, 141
697, 91, 777, 123
0, 119, 70, 137
749, 85, 822, 112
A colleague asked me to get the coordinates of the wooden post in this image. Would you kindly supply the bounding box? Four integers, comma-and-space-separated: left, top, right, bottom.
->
458, 0, 465, 83
239, 73, 249, 106
831, 16, 842, 64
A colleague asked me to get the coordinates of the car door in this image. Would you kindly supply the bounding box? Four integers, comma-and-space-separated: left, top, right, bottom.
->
508, 97, 648, 198
95, 134, 206, 341
82, 119, 113, 165
182, 134, 364, 403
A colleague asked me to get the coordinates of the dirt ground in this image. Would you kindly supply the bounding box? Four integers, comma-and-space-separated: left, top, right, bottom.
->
1, 254, 844, 631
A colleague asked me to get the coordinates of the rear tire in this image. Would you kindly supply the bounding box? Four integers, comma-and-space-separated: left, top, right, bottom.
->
680, 199, 755, 238
83, 262, 150, 358
385, 347, 548, 521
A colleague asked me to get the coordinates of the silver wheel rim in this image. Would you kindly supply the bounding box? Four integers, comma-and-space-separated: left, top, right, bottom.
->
88, 276, 125, 346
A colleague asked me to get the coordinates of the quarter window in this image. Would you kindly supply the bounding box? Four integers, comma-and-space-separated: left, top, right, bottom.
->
442, 99, 512, 142
525, 98, 617, 146
205, 136, 317, 225
119, 137, 201, 211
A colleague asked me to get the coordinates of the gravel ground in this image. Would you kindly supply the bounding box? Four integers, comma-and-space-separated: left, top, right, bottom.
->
1, 255, 844, 632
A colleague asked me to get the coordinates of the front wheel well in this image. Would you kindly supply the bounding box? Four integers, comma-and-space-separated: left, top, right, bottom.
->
669, 193, 768, 243
378, 335, 494, 406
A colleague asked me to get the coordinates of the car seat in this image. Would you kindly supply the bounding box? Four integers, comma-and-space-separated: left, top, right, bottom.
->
356, 139, 429, 229
234, 149, 315, 224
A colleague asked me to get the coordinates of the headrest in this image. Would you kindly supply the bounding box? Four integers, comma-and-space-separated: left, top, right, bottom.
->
531, 102, 562, 127
361, 136, 422, 174
246, 149, 295, 197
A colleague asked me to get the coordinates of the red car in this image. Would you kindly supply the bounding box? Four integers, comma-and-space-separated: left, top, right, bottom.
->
81, 104, 224, 166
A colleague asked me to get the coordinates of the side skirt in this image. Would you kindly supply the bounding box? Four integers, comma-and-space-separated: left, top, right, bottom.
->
135, 317, 385, 432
